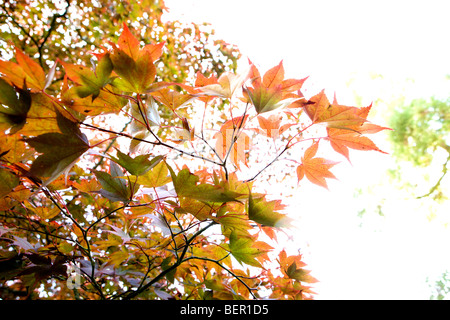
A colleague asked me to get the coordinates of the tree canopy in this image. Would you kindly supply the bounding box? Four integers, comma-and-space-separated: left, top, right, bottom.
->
0, 0, 388, 300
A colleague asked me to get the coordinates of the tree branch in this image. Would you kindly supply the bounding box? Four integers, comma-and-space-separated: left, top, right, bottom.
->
417, 150, 450, 199
121, 221, 216, 300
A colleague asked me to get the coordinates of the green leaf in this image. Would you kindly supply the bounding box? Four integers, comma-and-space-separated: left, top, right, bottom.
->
126, 160, 171, 188
94, 161, 132, 203
245, 85, 284, 114
110, 49, 156, 93
168, 167, 242, 203
247, 192, 292, 228
168, 166, 198, 195
286, 261, 318, 283
111, 149, 163, 176
0, 79, 31, 133
25, 111, 89, 183
215, 209, 251, 239
188, 184, 243, 203
0, 168, 20, 197
228, 231, 263, 268
0, 78, 19, 107
62, 53, 113, 99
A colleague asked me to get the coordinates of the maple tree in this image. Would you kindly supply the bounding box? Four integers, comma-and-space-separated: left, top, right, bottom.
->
0, 2, 389, 300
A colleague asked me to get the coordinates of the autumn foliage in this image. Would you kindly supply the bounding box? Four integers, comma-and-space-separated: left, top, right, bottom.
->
0, 21, 388, 300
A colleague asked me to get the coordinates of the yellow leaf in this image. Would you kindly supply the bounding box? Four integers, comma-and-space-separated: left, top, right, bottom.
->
127, 161, 171, 188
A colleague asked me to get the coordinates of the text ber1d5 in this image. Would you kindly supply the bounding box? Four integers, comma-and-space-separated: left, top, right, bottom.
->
224, 304, 268, 315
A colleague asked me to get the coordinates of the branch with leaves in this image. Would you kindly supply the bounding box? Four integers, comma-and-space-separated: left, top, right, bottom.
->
0, 22, 389, 300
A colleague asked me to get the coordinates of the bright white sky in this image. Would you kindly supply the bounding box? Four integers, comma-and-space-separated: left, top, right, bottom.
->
164, 0, 450, 299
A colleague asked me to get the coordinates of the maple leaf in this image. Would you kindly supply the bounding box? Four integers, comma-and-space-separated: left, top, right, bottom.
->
0, 78, 31, 133
244, 61, 305, 114
255, 114, 294, 139
286, 261, 318, 283
356, 122, 392, 134
0, 47, 45, 91
247, 192, 292, 228
151, 87, 194, 111
126, 160, 171, 188
24, 110, 90, 185
168, 166, 243, 204
326, 127, 388, 161
277, 249, 318, 283
72, 178, 101, 194
109, 24, 160, 93
111, 49, 156, 93
0, 167, 20, 198
228, 231, 270, 268
296, 141, 338, 189
197, 69, 250, 99
303, 90, 368, 129
193, 72, 219, 104
103, 224, 131, 243
94, 161, 135, 203
23, 201, 60, 220
115, 24, 164, 62
215, 209, 252, 239
12, 236, 36, 251
19, 254, 68, 286
278, 249, 306, 270
61, 76, 127, 116
61, 53, 113, 100
111, 149, 163, 176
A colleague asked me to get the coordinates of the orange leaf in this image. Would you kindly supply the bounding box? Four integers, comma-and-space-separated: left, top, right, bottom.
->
278, 249, 307, 274
15, 48, 46, 90
117, 24, 141, 60
357, 122, 392, 134
280, 77, 308, 92
303, 90, 367, 128
326, 127, 388, 161
72, 178, 101, 193
247, 59, 261, 86
297, 142, 338, 189
0, 47, 45, 91
256, 114, 293, 138
195, 71, 218, 87
193, 72, 219, 104
143, 42, 165, 62
245, 61, 304, 114
151, 87, 194, 111
109, 25, 163, 93
262, 60, 284, 89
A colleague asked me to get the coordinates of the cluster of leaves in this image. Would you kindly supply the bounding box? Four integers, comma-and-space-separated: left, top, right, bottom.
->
0, 0, 239, 84
0, 19, 388, 299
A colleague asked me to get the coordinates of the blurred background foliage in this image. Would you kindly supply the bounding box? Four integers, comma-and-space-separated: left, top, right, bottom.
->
348, 73, 450, 299
0, 0, 240, 84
